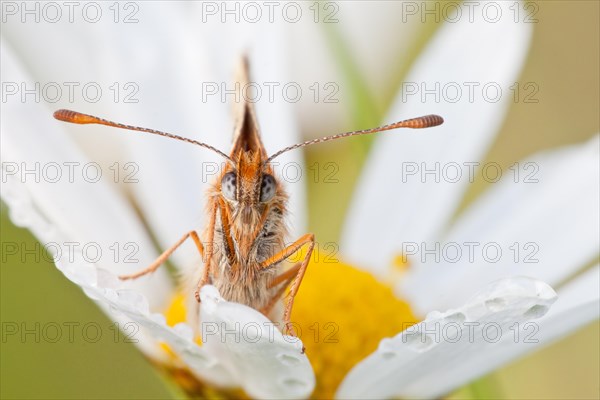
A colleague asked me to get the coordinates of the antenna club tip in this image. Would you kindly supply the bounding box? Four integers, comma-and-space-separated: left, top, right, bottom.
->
53, 109, 74, 121
430, 114, 444, 126
53, 109, 96, 124
395, 114, 444, 129
416, 114, 444, 128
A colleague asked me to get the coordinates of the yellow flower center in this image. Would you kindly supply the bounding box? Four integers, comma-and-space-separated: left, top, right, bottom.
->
162, 250, 417, 399
292, 255, 417, 399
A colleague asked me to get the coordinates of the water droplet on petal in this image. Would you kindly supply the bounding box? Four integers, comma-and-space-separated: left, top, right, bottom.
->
523, 304, 549, 319
485, 298, 507, 312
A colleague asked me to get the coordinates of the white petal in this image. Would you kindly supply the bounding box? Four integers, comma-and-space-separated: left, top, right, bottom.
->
1, 6, 132, 164
332, 2, 429, 114
2, 6, 221, 271
53, 245, 237, 386
336, 277, 557, 399
341, 0, 533, 274
454, 266, 599, 382
85, 6, 229, 271
250, 24, 308, 237
0, 40, 173, 309
535, 264, 599, 343
288, 2, 425, 139
1, 9, 101, 81
401, 135, 600, 314
200, 286, 315, 399
0, 165, 221, 371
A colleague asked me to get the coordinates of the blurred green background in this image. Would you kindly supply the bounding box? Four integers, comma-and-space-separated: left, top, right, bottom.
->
1, 1, 598, 399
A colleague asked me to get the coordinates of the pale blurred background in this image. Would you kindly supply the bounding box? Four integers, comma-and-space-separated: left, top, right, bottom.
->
1, 1, 598, 399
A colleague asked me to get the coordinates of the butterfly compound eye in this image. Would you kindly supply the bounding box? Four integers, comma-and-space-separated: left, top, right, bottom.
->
221, 172, 237, 201
260, 174, 276, 202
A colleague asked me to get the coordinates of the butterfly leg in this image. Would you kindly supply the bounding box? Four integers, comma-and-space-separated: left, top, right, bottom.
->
259, 233, 315, 337
195, 200, 219, 302
119, 230, 204, 280
261, 262, 302, 315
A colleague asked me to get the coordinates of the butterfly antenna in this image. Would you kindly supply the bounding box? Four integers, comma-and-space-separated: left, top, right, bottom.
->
54, 109, 233, 162
266, 114, 443, 163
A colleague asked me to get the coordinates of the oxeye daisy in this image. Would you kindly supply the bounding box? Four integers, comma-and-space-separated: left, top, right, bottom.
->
2, 1, 598, 400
